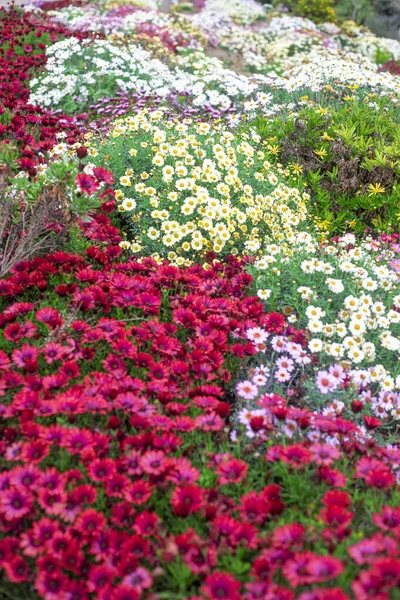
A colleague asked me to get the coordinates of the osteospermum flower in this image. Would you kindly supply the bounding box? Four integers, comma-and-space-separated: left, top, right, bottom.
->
316, 371, 338, 394
309, 443, 341, 466
75, 173, 99, 194
0, 488, 33, 521
170, 485, 204, 517
216, 458, 248, 485
201, 571, 241, 600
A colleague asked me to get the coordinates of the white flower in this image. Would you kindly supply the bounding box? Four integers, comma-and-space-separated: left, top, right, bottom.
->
246, 327, 269, 343
347, 347, 365, 363
257, 289, 272, 300
306, 305, 325, 319
121, 198, 136, 211
307, 319, 324, 333
326, 278, 344, 294
308, 338, 323, 352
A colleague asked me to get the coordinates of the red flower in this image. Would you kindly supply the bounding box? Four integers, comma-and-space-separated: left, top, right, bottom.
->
0, 488, 33, 521
373, 506, 400, 532
124, 481, 152, 505
306, 554, 344, 583
171, 485, 204, 517
92, 167, 114, 184
111, 585, 139, 600
75, 173, 100, 194
272, 523, 305, 548
201, 571, 241, 600
88, 565, 115, 592
76, 146, 88, 158
216, 458, 248, 485
283, 552, 343, 587
262, 312, 286, 333
363, 416, 382, 430
280, 444, 312, 468
365, 469, 396, 490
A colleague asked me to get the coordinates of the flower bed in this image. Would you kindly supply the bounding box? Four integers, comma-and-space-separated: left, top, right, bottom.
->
1, 1, 400, 599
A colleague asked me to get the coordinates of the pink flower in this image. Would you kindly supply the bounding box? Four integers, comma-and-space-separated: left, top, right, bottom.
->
236, 380, 259, 400
316, 371, 338, 394
75, 173, 99, 194
216, 458, 248, 485
309, 443, 341, 466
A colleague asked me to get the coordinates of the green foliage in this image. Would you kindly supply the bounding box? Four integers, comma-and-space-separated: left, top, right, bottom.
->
282, 0, 337, 23
296, 0, 337, 22
334, 0, 373, 25
250, 94, 400, 235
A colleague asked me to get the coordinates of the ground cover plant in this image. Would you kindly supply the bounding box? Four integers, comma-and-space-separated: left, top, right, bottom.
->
250, 94, 400, 234
1, 0, 400, 599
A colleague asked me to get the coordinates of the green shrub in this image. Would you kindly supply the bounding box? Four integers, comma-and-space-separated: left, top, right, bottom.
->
279, 0, 337, 23
251, 95, 400, 235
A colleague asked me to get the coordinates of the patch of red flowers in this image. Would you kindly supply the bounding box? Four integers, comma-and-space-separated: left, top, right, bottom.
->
0, 7, 94, 171
379, 59, 400, 76
0, 247, 398, 599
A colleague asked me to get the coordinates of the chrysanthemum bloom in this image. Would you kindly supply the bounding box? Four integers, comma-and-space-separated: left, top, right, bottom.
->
36, 307, 63, 329
309, 443, 341, 466
280, 445, 312, 468
87, 458, 116, 482
92, 167, 114, 184
348, 533, 398, 565
306, 555, 344, 583
110, 585, 140, 600
74, 509, 106, 539
134, 511, 159, 537
122, 567, 153, 593
272, 523, 306, 549
11, 345, 39, 369
351, 570, 388, 600
201, 571, 241, 600
322, 491, 352, 509
87, 564, 115, 592
139, 450, 169, 476
263, 312, 286, 333
365, 469, 396, 489
239, 491, 271, 524
316, 371, 338, 394
373, 506, 400, 532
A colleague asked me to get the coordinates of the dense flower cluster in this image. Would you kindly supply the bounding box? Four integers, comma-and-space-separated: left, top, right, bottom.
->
1, 250, 399, 600
249, 233, 400, 386
337, 20, 400, 64
1, 0, 400, 599
0, 8, 85, 169
89, 107, 309, 263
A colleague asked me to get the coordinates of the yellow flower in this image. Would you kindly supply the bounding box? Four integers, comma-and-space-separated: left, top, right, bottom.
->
268, 145, 280, 155
291, 163, 303, 174
321, 132, 334, 141
314, 148, 328, 159
368, 183, 385, 196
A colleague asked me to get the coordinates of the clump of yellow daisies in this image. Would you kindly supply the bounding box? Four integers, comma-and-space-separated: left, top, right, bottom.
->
91, 108, 309, 265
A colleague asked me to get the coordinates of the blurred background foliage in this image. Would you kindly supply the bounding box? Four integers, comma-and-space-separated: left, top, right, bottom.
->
266, 0, 400, 38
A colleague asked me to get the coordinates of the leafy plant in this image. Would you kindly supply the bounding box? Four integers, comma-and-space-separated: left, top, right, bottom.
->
250, 94, 400, 235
